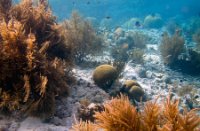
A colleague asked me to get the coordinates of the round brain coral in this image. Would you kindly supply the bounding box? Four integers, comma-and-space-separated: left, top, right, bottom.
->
93, 64, 118, 90
122, 80, 145, 101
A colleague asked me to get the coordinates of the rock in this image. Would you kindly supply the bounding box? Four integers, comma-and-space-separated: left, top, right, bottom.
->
162, 75, 172, 84
49, 117, 64, 126
8, 121, 19, 131
155, 78, 163, 83
146, 70, 153, 78
136, 66, 146, 78
114, 27, 125, 39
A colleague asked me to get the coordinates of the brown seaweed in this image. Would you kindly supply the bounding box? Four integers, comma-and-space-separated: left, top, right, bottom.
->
0, 0, 74, 118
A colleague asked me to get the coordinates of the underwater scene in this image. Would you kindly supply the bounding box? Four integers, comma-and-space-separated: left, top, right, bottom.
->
0, 0, 200, 130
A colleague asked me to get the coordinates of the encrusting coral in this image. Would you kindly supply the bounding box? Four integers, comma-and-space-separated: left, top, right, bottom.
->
0, 0, 74, 118
72, 94, 200, 131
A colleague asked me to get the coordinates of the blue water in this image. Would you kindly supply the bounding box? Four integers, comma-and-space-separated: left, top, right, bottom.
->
48, 0, 200, 23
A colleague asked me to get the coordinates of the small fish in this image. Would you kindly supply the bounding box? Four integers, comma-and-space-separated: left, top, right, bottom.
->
122, 43, 129, 49
135, 21, 141, 27
165, 55, 172, 59
105, 16, 111, 19
86, 1, 90, 5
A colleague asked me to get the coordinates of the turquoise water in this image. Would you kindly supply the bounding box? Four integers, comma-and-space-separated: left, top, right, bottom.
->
48, 0, 200, 23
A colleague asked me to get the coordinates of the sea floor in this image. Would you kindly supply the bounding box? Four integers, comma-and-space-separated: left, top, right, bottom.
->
0, 28, 200, 131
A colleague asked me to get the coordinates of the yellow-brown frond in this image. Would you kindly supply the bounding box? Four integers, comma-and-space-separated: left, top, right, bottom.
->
95, 94, 140, 131
71, 121, 99, 131
178, 109, 200, 131
36, 75, 48, 97
23, 75, 31, 102
162, 95, 181, 131
140, 100, 161, 131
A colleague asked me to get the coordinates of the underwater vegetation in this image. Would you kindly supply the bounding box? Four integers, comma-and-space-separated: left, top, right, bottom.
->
72, 94, 200, 131
0, 0, 74, 118
111, 30, 148, 65
63, 11, 103, 64
160, 30, 200, 75
160, 31, 185, 66
193, 29, 200, 51
71, 120, 98, 131
129, 48, 144, 64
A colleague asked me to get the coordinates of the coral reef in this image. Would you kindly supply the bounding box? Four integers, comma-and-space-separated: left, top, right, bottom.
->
115, 31, 148, 49
144, 14, 163, 29
0, 0, 74, 118
93, 64, 118, 90
160, 32, 185, 66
